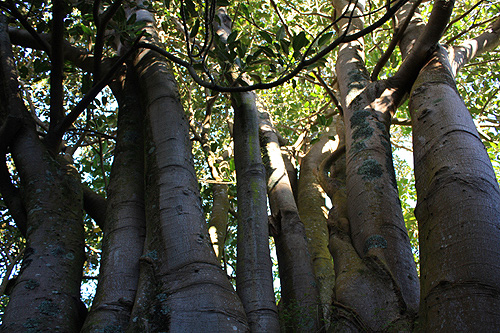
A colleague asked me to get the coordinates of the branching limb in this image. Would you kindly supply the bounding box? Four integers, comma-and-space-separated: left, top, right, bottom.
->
371, 0, 422, 81
448, 16, 500, 76
138, 0, 410, 92
44, 34, 143, 152
82, 185, 107, 229
7, 28, 97, 72
390, 0, 455, 95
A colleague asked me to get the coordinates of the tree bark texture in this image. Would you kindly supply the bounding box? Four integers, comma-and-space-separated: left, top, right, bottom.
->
333, 0, 420, 320
297, 126, 337, 322
208, 183, 230, 262
232, 91, 280, 332
259, 108, 321, 331
126, 8, 249, 332
82, 68, 146, 332
410, 46, 500, 331
0, 18, 86, 332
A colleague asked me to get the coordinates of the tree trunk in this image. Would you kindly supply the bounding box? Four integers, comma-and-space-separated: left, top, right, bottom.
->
208, 183, 230, 262
410, 46, 500, 331
126, 7, 249, 332
82, 68, 146, 332
0, 18, 86, 332
259, 108, 321, 331
232, 91, 280, 332
297, 126, 337, 323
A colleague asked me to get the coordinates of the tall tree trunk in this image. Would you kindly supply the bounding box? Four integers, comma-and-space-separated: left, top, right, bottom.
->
259, 108, 321, 331
0, 17, 86, 332
297, 126, 337, 323
232, 91, 280, 332
126, 7, 248, 332
82, 68, 146, 332
330, 0, 422, 327
410, 46, 500, 331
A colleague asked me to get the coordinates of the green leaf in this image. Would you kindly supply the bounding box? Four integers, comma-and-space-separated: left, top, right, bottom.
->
292, 31, 309, 52
227, 30, 240, 45
183, 0, 197, 18
258, 31, 273, 44
217, 0, 231, 6
277, 26, 286, 41
190, 19, 200, 38
317, 32, 333, 47
260, 46, 276, 58
249, 73, 262, 84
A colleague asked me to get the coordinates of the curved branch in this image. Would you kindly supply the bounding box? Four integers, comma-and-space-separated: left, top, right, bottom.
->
138, 0, 410, 93
390, 0, 455, 91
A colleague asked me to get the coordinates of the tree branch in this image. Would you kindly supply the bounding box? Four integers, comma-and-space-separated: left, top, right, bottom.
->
390, 0, 455, 93
137, 0, 410, 93
44, 34, 142, 152
7, 28, 97, 72
371, 0, 422, 81
93, 0, 123, 81
82, 185, 107, 229
0, 1, 51, 55
48, 0, 65, 131
448, 16, 500, 76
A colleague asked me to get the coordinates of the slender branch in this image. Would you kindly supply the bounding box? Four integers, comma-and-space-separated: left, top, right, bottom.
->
93, 0, 123, 81
444, 0, 485, 36
371, 0, 422, 81
446, 15, 499, 46
313, 69, 343, 115
269, 0, 291, 38
49, 0, 65, 130
97, 136, 108, 189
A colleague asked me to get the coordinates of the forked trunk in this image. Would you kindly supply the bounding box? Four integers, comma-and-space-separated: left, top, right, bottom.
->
0, 19, 86, 332
259, 108, 320, 331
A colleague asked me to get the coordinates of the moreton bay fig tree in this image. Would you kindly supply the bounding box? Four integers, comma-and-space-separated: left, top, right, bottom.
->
1, 0, 500, 331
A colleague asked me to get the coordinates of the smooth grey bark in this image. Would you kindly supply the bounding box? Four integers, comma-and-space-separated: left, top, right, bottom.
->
410, 46, 500, 331
126, 7, 249, 332
0, 17, 86, 332
214, 7, 279, 331
259, 108, 321, 331
232, 91, 280, 332
82, 68, 146, 332
333, 0, 420, 321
